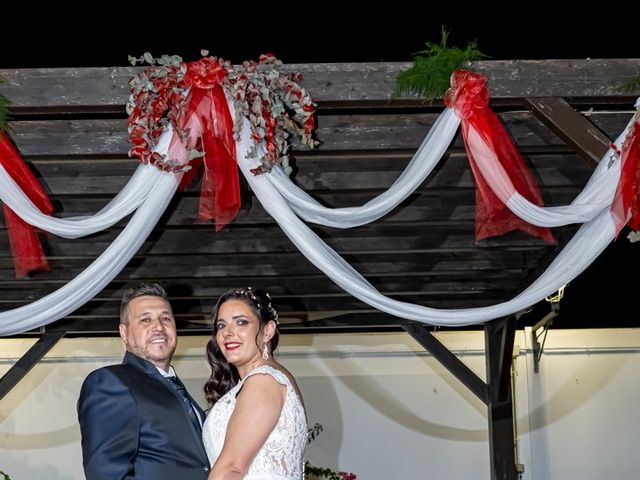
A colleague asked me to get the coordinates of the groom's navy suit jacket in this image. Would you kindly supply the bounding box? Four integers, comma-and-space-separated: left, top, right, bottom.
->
78, 351, 210, 479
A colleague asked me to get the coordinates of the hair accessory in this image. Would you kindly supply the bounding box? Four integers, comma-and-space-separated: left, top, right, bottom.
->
235, 287, 279, 323
264, 292, 279, 323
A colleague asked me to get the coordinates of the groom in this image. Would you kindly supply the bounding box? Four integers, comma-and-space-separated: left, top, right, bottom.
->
77, 283, 209, 479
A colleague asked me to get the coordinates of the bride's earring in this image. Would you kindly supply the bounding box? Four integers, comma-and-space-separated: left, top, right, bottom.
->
262, 343, 269, 360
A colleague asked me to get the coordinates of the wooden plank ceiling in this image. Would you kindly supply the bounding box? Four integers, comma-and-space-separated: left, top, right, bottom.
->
0, 59, 638, 334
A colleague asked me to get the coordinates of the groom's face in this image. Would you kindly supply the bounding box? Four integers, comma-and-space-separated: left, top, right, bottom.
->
119, 295, 178, 371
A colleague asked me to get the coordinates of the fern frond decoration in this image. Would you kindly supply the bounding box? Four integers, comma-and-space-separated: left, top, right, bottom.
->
395, 27, 488, 100
623, 76, 640, 93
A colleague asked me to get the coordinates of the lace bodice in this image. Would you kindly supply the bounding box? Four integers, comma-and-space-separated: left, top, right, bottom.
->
202, 365, 307, 480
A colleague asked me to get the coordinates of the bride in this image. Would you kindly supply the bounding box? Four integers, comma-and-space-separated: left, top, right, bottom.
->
202, 287, 307, 479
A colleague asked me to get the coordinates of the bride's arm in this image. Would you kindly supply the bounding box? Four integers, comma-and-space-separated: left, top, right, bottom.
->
208, 373, 285, 480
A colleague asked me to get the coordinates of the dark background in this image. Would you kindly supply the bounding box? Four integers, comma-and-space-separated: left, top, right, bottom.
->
2, 7, 639, 67
1, 8, 639, 329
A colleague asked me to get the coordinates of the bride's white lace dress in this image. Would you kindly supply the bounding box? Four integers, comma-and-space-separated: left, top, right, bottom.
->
202, 365, 307, 479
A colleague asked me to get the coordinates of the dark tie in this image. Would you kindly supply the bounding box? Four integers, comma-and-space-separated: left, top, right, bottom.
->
166, 376, 202, 434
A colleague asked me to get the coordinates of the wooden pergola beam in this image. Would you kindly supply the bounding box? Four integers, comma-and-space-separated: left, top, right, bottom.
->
404, 325, 488, 404
523, 97, 611, 167
0, 331, 65, 402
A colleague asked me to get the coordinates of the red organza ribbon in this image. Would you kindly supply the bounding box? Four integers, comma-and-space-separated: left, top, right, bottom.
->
170, 61, 240, 231
191, 85, 240, 229
445, 70, 554, 243
0, 133, 53, 277
611, 118, 640, 234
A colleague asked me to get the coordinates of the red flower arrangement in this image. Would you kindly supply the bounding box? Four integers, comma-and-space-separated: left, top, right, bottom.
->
126, 52, 318, 176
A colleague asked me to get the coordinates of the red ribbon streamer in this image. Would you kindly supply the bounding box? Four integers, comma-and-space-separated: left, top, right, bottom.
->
611, 118, 640, 235
0, 133, 53, 277
170, 85, 240, 231
445, 70, 554, 243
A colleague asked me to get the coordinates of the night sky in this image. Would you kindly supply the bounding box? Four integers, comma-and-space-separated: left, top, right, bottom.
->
2, 7, 638, 67
2, 7, 639, 328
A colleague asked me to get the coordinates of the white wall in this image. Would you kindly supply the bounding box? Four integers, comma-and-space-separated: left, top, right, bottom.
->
517, 328, 640, 480
1, 329, 639, 479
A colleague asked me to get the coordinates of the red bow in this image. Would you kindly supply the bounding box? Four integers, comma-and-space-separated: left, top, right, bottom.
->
445, 70, 554, 243
168, 60, 241, 231
0, 133, 53, 277
611, 118, 640, 235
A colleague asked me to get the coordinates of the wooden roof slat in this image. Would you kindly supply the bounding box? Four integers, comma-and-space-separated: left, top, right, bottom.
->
2, 60, 640, 109
7, 112, 633, 156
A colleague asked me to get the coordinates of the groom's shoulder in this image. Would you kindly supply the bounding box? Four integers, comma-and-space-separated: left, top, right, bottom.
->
82, 362, 125, 386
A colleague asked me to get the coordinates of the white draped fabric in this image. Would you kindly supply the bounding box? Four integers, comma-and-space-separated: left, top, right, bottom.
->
467, 124, 625, 227
267, 109, 461, 228
0, 130, 179, 335
0, 134, 173, 238
0, 99, 636, 334
235, 110, 627, 326
270, 108, 636, 230
0, 162, 164, 237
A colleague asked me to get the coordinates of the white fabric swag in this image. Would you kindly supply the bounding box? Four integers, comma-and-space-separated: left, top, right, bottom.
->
0, 100, 637, 335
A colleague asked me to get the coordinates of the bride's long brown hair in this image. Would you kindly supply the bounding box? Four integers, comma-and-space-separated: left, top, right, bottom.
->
204, 287, 280, 405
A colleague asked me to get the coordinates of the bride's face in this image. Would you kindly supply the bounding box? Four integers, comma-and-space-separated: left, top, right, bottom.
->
215, 299, 264, 374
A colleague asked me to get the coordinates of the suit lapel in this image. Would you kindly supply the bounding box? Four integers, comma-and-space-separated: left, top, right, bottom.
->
122, 353, 207, 445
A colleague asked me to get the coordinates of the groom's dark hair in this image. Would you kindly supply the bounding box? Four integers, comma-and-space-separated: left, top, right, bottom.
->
120, 283, 170, 325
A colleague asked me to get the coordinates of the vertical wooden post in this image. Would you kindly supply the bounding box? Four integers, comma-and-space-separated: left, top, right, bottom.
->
406, 319, 520, 479
485, 317, 518, 480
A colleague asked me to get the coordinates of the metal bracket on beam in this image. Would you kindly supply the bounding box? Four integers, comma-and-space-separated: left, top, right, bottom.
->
531, 287, 564, 373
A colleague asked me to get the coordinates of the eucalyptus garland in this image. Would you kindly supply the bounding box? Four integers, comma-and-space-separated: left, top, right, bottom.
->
127, 52, 318, 175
